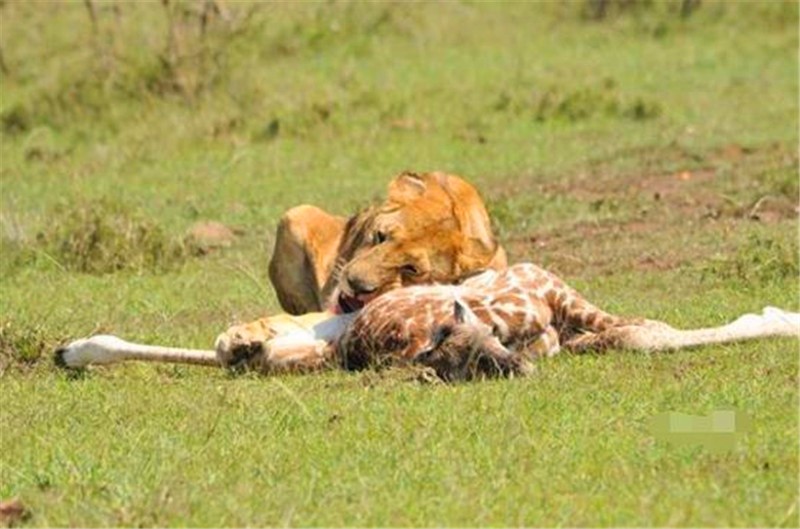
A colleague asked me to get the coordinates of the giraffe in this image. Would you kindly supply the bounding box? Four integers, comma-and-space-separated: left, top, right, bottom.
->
57, 263, 800, 382
330, 263, 632, 380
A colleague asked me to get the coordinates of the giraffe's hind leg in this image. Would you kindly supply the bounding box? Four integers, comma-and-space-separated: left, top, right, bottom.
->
566, 308, 800, 353
562, 320, 675, 353
561, 329, 619, 353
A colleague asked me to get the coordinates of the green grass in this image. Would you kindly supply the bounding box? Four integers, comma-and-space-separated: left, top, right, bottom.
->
1, 2, 798, 526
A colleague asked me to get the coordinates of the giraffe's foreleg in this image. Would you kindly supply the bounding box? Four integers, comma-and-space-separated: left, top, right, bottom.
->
55, 335, 219, 368
537, 267, 641, 336
560, 295, 644, 333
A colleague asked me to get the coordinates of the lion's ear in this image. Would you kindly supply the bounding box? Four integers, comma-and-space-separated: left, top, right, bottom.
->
388, 171, 427, 202
458, 201, 495, 253
456, 237, 500, 276
434, 174, 498, 261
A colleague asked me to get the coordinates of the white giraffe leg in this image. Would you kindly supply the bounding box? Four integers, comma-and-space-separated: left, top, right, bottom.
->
56, 335, 219, 368
567, 307, 800, 352
658, 306, 800, 349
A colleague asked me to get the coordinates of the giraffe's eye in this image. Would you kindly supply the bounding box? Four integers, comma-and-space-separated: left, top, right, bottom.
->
400, 264, 420, 276
372, 231, 388, 245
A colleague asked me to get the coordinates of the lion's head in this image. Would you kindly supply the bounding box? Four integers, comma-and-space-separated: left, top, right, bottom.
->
329, 171, 506, 313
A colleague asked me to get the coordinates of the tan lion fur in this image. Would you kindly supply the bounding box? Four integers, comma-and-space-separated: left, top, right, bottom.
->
267, 171, 507, 315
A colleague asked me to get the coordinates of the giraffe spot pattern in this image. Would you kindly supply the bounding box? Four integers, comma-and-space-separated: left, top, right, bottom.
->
336, 263, 627, 370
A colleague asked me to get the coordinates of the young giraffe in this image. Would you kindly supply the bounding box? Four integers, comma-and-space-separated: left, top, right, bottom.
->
57, 263, 799, 380
217, 264, 643, 381
330, 263, 632, 380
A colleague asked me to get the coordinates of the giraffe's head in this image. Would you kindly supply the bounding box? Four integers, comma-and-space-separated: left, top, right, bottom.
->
417, 301, 534, 381
332, 172, 506, 313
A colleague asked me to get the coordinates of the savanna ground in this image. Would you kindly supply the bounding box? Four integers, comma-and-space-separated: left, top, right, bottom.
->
1, 2, 798, 527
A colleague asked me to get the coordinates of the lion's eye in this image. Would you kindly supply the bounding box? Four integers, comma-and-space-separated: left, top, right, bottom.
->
372, 231, 388, 245
400, 264, 420, 276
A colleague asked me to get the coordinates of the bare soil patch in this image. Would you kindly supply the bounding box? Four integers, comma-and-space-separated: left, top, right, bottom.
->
494, 142, 798, 278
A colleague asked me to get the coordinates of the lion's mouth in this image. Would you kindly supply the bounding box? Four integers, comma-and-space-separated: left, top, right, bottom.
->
335, 292, 379, 314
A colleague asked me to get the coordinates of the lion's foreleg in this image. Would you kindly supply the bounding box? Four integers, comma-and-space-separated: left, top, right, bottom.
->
258, 334, 337, 374
269, 205, 347, 314
215, 311, 355, 373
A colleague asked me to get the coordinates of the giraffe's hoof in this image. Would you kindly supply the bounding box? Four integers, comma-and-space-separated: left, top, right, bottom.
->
53, 335, 129, 369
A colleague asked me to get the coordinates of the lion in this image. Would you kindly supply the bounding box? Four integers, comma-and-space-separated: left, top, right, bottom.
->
268, 170, 507, 315
214, 171, 508, 356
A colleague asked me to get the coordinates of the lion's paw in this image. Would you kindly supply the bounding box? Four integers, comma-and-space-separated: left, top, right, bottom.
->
214, 322, 276, 369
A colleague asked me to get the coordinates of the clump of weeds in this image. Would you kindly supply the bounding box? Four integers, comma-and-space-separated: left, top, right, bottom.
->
27, 200, 192, 275
493, 79, 662, 123
701, 232, 799, 285
0, 320, 56, 372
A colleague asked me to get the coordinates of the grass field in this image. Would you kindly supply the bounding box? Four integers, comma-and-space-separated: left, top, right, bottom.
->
1, 2, 798, 526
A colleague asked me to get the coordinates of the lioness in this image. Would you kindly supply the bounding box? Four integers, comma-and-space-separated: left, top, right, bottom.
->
215, 171, 507, 357
268, 171, 507, 315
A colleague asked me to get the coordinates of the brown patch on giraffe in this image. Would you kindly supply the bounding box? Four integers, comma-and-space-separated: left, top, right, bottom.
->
526, 274, 550, 289
491, 292, 526, 308
467, 303, 494, 326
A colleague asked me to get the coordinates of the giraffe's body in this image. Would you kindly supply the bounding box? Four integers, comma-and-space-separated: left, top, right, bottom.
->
337, 263, 631, 373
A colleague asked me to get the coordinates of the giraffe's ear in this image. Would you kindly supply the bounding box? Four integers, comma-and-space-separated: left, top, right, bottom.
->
454, 300, 467, 324
453, 300, 480, 326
